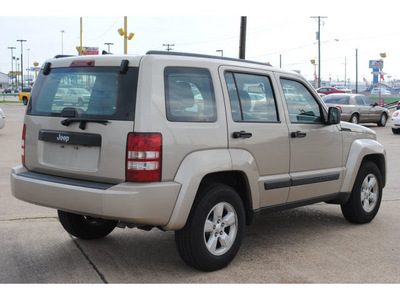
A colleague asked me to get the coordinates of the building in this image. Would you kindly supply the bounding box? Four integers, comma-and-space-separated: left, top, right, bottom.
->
0, 72, 9, 89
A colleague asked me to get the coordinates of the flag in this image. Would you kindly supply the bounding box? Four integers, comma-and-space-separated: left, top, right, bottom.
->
380, 73, 385, 81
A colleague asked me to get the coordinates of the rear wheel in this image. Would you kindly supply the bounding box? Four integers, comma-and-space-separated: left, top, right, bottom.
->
341, 161, 382, 224
58, 210, 118, 239
175, 184, 245, 271
23, 97, 28, 105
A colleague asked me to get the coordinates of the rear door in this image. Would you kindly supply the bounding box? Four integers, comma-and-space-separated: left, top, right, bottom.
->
24, 57, 140, 184
220, 66, 290, 208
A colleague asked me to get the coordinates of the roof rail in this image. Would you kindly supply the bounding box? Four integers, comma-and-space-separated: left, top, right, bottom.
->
146, 50, 272, 67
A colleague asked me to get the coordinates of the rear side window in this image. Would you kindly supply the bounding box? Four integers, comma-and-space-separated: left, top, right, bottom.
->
28, 67, 138, 121
164, 67, 217, 122
225, 72, 278, 122
323, 95, 350, 104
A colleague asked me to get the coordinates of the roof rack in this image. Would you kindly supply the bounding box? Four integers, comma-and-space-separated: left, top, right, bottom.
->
146, 50, 272, 67
54, 55, 76, 59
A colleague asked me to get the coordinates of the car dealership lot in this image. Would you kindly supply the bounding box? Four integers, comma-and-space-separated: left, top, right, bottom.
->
1, 102, 399, 283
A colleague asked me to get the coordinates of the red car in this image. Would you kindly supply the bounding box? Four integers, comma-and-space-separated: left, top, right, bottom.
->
316, 87, 346, 95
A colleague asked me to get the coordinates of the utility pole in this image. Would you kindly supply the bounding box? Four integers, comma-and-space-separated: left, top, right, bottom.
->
17, 39, 27, 90
118, 17, 134, 54
8, 47, 16, 87
104, 43, 113, 53
163, 44, 174, 51
310, 16, 327, 88
356, 49, 358, 94
239, 16, 247, 59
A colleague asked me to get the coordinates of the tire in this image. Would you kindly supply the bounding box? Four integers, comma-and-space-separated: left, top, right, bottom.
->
350, 114, 359, 124
23, 98, 28, 105
175, 184, 245, 271
392, 128, 400, 134
58, 210, 118, 240
341, 161, 382, 224
377, 113, 387, 127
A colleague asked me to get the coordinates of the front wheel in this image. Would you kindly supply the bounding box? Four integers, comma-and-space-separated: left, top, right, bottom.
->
175, 184, 245, 271
350, 113, 359, 124
341, 161, 382, 224
58, 210, 118, 240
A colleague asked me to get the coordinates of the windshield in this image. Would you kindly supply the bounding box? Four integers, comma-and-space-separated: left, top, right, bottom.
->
323, 95, 350, 105
28, 66, 138, 121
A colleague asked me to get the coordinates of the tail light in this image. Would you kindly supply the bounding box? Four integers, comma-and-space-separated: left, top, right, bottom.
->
336, 106, 342, 113
126, 133, 162, 182
21, 124, 26, 166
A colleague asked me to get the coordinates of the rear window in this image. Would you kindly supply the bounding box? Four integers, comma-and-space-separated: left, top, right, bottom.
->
323, 95, 350, 105
28, 66, 138, 120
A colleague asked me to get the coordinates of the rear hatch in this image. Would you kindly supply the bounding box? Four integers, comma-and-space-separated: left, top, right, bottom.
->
24, 55, 141, 184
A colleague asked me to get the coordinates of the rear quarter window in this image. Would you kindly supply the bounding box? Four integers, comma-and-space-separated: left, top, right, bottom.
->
164, 67, 217, 122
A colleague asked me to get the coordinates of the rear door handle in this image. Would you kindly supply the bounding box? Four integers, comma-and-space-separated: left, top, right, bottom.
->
291, 131, 307, 138
232, 131, 253, 139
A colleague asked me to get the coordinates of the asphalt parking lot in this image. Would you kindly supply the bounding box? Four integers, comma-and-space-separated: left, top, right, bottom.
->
1, 100, 399, 284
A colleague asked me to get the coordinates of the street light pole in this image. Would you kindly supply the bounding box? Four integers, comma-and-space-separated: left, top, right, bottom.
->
8, 47, 16, 87
104, 43, 113, 53
61, 30, 65, 55
17, 39, 27, 90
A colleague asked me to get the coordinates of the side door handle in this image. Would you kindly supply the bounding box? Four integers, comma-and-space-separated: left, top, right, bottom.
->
232, 131, 253, 139
291, 131, 307, 138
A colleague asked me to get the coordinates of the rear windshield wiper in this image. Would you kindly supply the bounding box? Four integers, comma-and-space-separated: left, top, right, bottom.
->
61, 118, 109, 130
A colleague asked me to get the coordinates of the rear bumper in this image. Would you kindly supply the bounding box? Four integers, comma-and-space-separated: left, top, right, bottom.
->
11, 166, 181, 227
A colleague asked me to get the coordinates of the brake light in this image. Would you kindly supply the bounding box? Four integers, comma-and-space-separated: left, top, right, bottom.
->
126, 133, 162, 182
21, 124, 26, 166
70, 60, 95, 67
336, 106, 342, 113
393, 111, 399, 118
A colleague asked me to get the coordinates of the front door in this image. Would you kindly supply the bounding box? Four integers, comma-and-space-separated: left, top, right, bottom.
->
278, 75, 343, 203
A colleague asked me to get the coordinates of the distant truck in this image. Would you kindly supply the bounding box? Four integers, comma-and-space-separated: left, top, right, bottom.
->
19, 87, 32, 105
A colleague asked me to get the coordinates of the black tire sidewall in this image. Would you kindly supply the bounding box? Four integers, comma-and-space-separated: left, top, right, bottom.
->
341, 161, 382, 224
177, 185, 245, 271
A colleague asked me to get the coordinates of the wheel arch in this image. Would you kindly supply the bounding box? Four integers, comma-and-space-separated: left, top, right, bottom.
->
341, 139, 387, 193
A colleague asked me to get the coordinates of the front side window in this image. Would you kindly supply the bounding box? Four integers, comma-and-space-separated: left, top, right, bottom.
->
225, 72, 278, 122
28, 66, 138, 121
281, 79, 322, 124
164, 67, 216, 122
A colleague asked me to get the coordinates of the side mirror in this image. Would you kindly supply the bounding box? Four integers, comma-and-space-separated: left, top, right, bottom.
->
327, 107, 341, 125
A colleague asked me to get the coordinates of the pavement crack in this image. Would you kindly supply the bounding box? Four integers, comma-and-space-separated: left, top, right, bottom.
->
71, 238, 108, 284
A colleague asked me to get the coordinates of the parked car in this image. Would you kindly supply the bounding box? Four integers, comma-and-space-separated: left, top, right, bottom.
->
3, 88, 12, 94
316, 87, 346, 95
0, 108, 5, 129
391, 110, 400, 134
371, 88, 391, 95
323, 93, 389, 126
19, 87, 32, 105
61, 88, 91, 106
333, 86, 352, 93
11, 51, 387, 271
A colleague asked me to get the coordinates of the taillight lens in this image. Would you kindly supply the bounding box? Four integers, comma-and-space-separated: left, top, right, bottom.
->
126, 133, 162, 182
336, 106, 342, 113
21, 124, 26, 166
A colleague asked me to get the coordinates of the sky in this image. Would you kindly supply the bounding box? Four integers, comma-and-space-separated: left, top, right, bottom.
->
2, 0, 400, 86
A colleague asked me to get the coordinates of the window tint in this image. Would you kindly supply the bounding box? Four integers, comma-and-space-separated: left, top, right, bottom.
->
28, 67, 138, 121
362, 96, 373, 105
281, 79, 322, 124
323, 95, 350, 104
224, 72, 278, 122
164, 67, 216, 122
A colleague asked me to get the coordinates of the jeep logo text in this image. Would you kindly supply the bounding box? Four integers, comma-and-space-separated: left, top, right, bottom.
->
56, 134, 70, 143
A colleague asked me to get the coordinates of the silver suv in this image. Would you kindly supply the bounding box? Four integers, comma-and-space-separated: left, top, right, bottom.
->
11, 51, 386, 271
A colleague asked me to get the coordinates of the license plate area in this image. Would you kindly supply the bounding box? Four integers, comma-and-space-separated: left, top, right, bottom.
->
38, 130, 101, 172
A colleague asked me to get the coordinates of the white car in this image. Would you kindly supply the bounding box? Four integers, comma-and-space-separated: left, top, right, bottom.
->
371, 88, 391, 95
0, 108, 5, 129
391, 110, 400, 134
